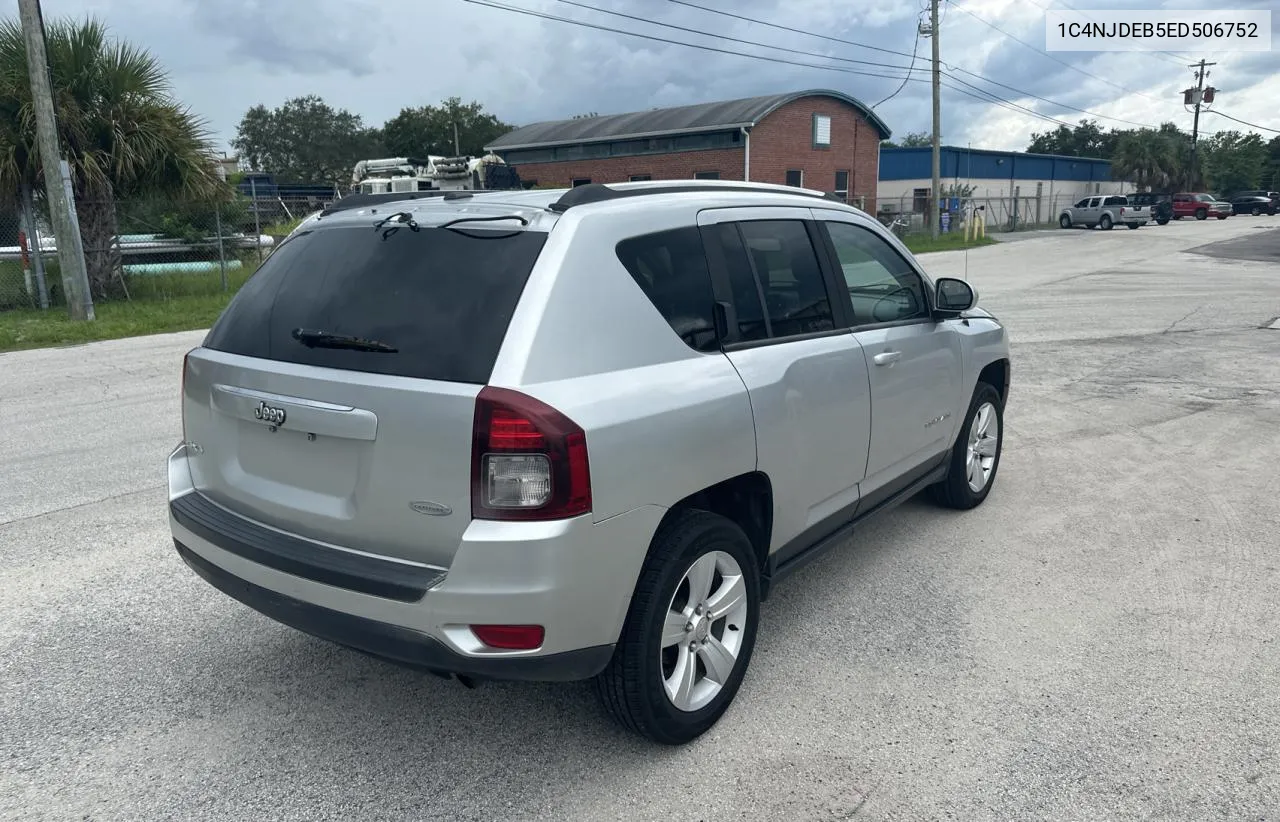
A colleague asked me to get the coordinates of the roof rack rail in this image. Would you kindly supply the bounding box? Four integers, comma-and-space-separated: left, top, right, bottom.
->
548, 182, 842, 213
319, 190, 456, 216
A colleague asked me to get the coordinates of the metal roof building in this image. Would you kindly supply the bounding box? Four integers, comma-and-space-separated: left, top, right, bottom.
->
487, 90, 891, 151
486, 89, 892, 211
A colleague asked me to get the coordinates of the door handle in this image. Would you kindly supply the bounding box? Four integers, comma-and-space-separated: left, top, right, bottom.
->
873, 351, 901, 367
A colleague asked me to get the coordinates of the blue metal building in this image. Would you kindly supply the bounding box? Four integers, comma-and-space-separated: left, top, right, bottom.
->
879, 146, 1114, 187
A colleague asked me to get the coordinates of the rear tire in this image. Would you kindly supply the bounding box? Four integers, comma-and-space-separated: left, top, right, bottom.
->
1100, 214, 1113, 230
931, 382, 1004, 510
1157, 218, 1170, 225
594, 510, 760, 745
1127, 223, 1140, 229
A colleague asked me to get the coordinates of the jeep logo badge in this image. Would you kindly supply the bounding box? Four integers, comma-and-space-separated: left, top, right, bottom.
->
254, 401, 287, 426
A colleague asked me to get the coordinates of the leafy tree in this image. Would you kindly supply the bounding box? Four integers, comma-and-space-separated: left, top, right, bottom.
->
881, 132, 930, 149
0, 17, 223, 298
1262, 135, 1280, 190
1027, 119, 1117, 157
233, 95, 383, 185
1200, 130, 1268, 195
382, 97, 511, 157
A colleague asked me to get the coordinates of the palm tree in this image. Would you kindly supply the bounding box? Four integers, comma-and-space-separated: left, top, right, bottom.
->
1112, 129, 1183, 191
0, 16, 221, 297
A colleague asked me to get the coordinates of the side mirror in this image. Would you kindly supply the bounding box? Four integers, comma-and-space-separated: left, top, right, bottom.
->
934, 277, 976, 316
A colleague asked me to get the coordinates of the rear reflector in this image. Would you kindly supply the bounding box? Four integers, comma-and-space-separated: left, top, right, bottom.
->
471, 624, 545, 650
180, 350, 191, 442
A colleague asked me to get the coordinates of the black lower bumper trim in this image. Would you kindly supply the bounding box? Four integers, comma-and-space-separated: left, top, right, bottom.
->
170, 492, 443, 603
175, 541, 614, 683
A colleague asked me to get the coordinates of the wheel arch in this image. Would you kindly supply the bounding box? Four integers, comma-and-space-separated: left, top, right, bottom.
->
649, 472, 775, 597
978, 357, 1011, 407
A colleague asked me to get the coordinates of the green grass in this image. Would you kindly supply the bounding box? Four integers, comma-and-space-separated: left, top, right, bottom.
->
262, 216, 305, 236
902, 233, 998, 254
0, 263, 255, 353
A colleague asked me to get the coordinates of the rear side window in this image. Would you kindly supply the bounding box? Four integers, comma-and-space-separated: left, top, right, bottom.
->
735, 221, 835, 339
203, 224, 547, 384
615, 227, 719, 352
1107, 196, 1128, 206
708, 223, 768, 342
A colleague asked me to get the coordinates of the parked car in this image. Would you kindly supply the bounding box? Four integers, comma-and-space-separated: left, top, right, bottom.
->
167, 180, 1012, 745
1227, 194, 1276, 216
1126, 192, 1173, 225
1231, 190, 1280, 213
1172, 192, 1232, 220
1058, 194, 1150, 230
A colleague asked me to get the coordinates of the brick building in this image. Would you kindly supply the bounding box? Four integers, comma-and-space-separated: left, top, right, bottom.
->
485, 89, 891, 212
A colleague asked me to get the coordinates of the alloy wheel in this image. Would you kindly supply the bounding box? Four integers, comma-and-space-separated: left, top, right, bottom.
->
660, 551, 749, 712
966, 402, 1000, 493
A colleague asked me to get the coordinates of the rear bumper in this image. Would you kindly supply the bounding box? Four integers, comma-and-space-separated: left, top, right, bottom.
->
167, 443, 664, 681
174, 540, 612, 681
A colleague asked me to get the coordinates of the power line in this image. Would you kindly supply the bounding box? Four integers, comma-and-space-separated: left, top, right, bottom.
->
666, 0, 917, 61
461, 0, 914, 83
1202, 110, 1280, 134
555, 0, 912, 73
478, 0, 1090, 129
941, 78, 1074, 128
873, 19, 922, 109
662, 0, 1160, 127
470, 0, 1092, 130
942, 0, 1165, 103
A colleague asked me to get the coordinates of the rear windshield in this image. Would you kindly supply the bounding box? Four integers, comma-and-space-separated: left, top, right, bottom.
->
204, 223, 547, 384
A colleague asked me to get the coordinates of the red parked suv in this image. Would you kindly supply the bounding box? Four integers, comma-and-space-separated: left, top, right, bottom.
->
1171, 193, 1231, 220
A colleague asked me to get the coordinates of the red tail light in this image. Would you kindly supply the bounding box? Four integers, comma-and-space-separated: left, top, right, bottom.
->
471, 386, 591, 521
471, 624, 545, 650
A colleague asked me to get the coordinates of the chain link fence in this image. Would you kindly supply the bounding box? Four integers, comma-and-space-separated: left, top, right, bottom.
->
0, 194, 331, 313
874, 191, 1097, 237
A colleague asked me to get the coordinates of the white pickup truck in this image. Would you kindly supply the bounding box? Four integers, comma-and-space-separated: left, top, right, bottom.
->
1058, 195, 1150, 230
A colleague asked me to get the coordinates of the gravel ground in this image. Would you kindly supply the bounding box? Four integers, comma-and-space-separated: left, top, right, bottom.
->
2, 217, 1279, 821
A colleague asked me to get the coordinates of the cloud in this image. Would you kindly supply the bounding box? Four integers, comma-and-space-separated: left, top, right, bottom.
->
34, 0, 1280, 155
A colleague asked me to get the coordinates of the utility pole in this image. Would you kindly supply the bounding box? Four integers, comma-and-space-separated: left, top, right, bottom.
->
929, 0, 942, 240
453, 121, 460, 156
18, 0, 93, 321
1186, 59, 1216, 189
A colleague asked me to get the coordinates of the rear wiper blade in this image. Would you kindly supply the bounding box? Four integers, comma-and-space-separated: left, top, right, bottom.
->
291, 328, 398, 353
437, 214, 528, 238
438, 214, 528, 229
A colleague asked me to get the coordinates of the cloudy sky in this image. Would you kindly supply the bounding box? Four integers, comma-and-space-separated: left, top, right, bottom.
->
40, 0, 1280, 154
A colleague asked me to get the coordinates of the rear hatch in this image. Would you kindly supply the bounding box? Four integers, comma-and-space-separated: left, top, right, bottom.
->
181, 212, 548, 567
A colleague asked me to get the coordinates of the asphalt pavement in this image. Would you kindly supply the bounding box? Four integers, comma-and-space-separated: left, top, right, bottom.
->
3, 216, 1279, 820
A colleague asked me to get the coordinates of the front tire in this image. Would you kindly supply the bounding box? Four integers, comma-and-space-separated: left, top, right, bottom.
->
594, 511, 760, 745
931, 382, 1004, 510
1251, 206, 1262, 216
1059, 214, 1072, 229
1127, 222, 1140, 229
1195, 208, 1208, 220
1157, 218, 1170, 225
1216, 214, 1228, 220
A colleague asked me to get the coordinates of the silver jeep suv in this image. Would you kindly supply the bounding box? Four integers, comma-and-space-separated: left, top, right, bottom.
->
168, 180, 1010, 744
